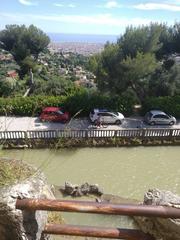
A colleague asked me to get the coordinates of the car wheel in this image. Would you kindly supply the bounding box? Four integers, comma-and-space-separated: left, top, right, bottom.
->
150, 121, 155, 126
169, 121, 175, 126
115, 120, 121, 125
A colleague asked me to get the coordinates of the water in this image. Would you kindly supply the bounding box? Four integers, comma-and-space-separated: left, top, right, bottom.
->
2, 147, 180, 199
48, 33, 118, 43
1, 146, 180, 238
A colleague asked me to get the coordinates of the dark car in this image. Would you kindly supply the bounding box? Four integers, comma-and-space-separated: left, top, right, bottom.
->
144, 110, 176, 126
40, 107, 70, 123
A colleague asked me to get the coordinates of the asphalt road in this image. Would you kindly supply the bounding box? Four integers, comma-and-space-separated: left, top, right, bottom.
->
0, 116, 179, 131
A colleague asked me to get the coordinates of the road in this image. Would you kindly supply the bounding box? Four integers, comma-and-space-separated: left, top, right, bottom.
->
0, 116, 179, 132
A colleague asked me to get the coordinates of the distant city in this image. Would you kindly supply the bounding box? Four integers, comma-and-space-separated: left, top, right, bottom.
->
48, 33, 119, 56
48, 33, 119, 44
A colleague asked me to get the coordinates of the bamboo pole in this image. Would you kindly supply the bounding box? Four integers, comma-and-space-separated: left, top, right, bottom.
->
16, 198, 180, 218
43, 224, 155, 240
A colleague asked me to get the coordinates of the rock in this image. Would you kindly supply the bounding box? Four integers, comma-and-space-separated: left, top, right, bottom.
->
72, 187, 83, 197
134, 189, 180, 240
89, 184, 103, 196
80, 183, 90, 195
0, 161, 55, 240
64, 181, 78, 195
59, 182, 103, 197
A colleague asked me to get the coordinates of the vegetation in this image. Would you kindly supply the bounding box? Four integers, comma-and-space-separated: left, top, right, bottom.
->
88, 23, 180, 104
0, 23, 179, 118
0, 25, 49, 69
47, 212, 65, 224
0, 90, 136, 117
0, 159, 35, 186
0, 25, 92, 98
0, 92, 179, 118
142, 95, 180, 118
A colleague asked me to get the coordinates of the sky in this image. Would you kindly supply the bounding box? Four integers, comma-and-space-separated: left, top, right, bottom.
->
0, 0, 180, 35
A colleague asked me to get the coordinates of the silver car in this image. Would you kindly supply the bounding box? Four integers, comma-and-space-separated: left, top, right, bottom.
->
144, 110, 176, 126
89, 109, 124, 125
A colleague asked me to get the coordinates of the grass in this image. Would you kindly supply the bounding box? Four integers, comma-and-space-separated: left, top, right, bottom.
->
47, 212, 65, 224
0, 158, 35, 187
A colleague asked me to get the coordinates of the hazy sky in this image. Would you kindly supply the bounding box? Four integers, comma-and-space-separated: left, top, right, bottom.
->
0, 0, 180, 35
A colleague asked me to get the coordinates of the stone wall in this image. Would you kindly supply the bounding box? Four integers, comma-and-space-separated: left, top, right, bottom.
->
0, 170, 55, 240
1, 137, 180, 149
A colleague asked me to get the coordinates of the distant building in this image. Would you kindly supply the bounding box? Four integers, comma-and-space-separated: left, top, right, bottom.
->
59, 68, 68, 75
173, 54, 180, 64
0, 53, 13, 62
7, 70, 18, 78
167, 53, 180, 65
74, 77, 96, 89
48, 42, 104, 56
0, 55, 6, 61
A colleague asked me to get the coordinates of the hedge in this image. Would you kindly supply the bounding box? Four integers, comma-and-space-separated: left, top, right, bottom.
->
0, 94, 179, 118
0, 92, 135, 117
142, 95, 180, 118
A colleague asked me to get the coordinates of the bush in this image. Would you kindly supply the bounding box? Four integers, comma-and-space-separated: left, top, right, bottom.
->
0, 91, 135, 117
142, 95, 180, 118
0, 96, 66, 116
63, 90, 136, 117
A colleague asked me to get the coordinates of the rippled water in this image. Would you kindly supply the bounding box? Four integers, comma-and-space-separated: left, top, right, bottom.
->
2, 146, 180, 239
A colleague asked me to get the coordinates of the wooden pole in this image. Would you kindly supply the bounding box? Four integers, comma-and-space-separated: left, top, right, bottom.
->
43, 224, 155, 240
16, 198, 180, 218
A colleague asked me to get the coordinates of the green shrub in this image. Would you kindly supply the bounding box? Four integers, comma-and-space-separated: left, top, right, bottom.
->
64, 90, 135, 117
142, 95, 180, 118
0, 96, 65, 116
0, 92, 135, 117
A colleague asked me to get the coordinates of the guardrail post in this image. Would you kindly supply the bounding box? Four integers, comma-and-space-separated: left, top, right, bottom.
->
141, 128, 146, 138
24, 131, 28, 139
114, 130, 118, 137
169, 128, 173, 137
85, 130, 89, 138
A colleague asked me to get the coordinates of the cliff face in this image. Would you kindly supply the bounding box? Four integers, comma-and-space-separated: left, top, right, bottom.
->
0, 160, 55, 240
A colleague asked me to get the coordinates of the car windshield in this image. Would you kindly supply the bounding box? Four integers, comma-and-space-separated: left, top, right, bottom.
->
57, 110, 64, 114
146, 112, 153, 118
112, 112, 119, 116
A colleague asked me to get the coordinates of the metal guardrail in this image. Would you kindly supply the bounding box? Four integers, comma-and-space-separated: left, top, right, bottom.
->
43, 224, 154, 240
0, 128, 179, 140
16, 198, 180, 239
16, 199, 180, 218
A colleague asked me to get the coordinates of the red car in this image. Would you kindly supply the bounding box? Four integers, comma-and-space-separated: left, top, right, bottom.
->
40, 107, 70, 123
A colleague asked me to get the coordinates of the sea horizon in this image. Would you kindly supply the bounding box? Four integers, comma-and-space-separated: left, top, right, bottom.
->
48, 32, 119, 44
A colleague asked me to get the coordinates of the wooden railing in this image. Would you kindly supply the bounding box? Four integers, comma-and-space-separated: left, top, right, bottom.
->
16, 198, 180, 239
0, 128, 179, 140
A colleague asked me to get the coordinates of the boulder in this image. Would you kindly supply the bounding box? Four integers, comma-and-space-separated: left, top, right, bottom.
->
135, 189, 180, 240
60, 182, 103, 197
89, 184, 103, 196
0, 161, 55, 240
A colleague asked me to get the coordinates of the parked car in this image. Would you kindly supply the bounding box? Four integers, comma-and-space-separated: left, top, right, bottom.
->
40, 107, 70, 123
89, 108, 124, 125
144, 110, 176, 126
